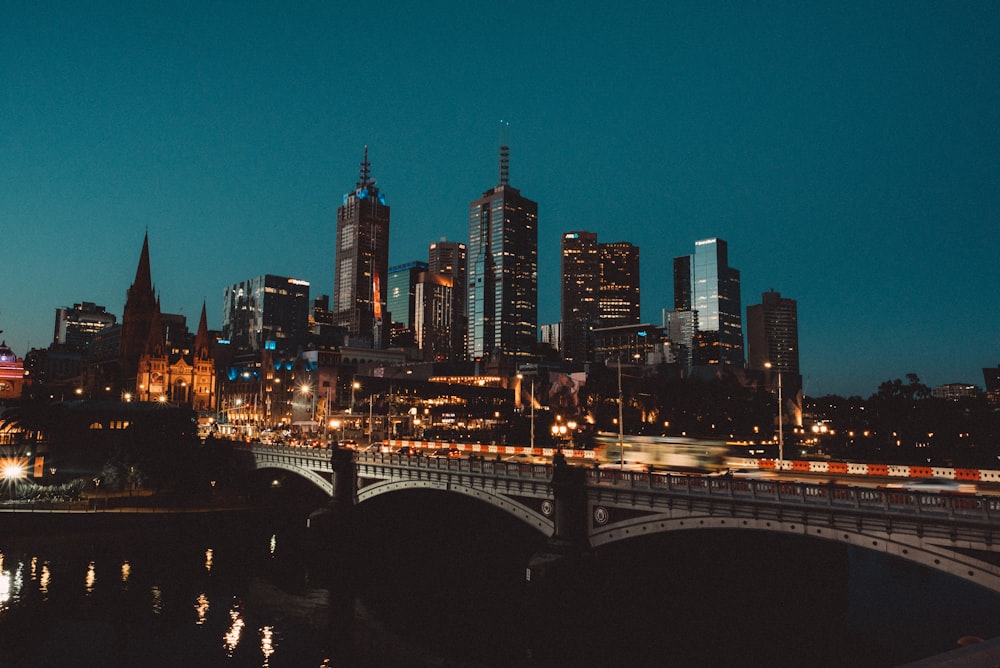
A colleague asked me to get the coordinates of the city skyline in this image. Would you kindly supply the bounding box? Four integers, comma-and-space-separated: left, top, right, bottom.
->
2, 2, 998, 397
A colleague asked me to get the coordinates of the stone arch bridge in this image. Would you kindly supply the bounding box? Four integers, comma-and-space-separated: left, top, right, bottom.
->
240, 443, 1000, 594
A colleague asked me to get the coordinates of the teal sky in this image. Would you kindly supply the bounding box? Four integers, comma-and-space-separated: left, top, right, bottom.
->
2, 1, 998, 397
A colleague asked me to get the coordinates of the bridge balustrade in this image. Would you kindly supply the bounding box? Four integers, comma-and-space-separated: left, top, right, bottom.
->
586, 468, 998, 525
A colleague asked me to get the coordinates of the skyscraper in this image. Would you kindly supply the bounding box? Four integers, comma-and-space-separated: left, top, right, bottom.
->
560, 233, 640, 363
54, 302, 117, 351
673, 238, 743, 367
429, 239, 467, 361
222, 275, 311, 354
746, 289, 799, 376
333, 147, 390, 348
414, 271, 454, 362
560, 231, 599, 362
467, 142, 538, 364
387, 261, 428, 348
598, 241, 640, 328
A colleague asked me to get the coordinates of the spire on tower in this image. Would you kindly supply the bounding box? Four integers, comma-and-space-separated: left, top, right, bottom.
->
357, 145, 372, 189
498, 121, 510, 186
133, 231, 153, 293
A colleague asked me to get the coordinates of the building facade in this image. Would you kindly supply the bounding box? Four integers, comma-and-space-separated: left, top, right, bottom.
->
54, 302, 117, 352
746, 289, 799, 376
466, 144, 538, 365
387, 261, 428, 349
428, 240, 467, 361
222, 275, 311, 355
136, 302, 216, 410
598, 241, 641, 328
560, 231, 599, 363
333, 147, 390, 348
673, 238, 744, 367
414, 271, 454, 362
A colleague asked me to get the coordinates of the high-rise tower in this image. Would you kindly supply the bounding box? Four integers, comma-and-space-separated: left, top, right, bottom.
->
333, 147, 390, 348
429, 240, 467, 361
467, 140, 538, 364
746, 289, 799, 376
598, 241, 640, 328
560, 232, 640, 363
560, 231, 599, 362
673, 238, 743, 367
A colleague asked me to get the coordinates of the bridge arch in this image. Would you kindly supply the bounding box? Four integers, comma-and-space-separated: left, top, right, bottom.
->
590, 508, 1000, 594
357, 478, 553, 536
252, 461, 333, 496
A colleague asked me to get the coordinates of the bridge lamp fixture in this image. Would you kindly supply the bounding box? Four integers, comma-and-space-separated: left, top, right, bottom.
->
763, 362, 784, 467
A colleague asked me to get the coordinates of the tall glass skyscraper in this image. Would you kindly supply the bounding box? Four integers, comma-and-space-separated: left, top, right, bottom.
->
333, 147, 390, 348
467, 144, 538, 363
386, 260, 428, 348
673, 238, 743, 367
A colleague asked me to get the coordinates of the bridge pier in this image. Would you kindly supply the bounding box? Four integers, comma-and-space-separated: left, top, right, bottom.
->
307, 445, 360, 579
526, 452, 593, 584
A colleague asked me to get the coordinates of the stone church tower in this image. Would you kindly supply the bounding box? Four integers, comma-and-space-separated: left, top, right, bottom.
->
119, 232, 157, 392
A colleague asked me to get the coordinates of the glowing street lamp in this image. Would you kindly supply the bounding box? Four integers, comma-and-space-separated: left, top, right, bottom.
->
764, 362, 784, 467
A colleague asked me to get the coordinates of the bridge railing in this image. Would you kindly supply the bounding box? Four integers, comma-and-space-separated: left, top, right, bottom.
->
356, 451, 555, 480
589, 469, 1000, 524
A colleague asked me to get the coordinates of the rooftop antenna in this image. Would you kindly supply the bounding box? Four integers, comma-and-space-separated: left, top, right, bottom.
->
357, 145, 372, 189
498, 120, 510, 186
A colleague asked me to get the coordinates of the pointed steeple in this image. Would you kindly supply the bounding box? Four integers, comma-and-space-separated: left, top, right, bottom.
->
143, 298, 165, 357
194, 301, 211, 360
133, 231, 153, 295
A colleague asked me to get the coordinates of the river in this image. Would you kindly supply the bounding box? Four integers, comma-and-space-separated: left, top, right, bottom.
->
1, 490, 998, 667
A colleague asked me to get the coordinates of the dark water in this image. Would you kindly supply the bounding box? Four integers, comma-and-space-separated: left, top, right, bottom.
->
1, 492, 998, 667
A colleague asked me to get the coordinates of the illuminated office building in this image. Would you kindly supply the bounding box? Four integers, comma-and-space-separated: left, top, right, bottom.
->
429, 239, 467, 360
222, 275, 310, 354
598, 241, 640, 328
746, 289, 799, 376
387, 261, 428, 348
467, 142, 538, 364
673, 238, 743, 367
333, 146, 390, 348
560, 231, 598, 362
54, 302, 117, 352
560, 232, 639, 362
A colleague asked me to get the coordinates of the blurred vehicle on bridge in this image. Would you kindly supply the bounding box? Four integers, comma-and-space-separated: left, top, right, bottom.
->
503, 453, 549, 465
894, 477, 976, 494
429, 447, 461, 459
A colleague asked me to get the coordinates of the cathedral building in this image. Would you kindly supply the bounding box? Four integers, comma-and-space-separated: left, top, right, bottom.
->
121, 233, 216, 410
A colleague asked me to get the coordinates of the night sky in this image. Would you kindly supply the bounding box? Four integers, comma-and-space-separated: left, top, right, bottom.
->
2, 2, 998, 398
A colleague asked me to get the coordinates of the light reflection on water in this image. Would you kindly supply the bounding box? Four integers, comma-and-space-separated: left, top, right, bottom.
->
223, 599, 246, 657
84, 560, 95, 594
0, 508, 996, 667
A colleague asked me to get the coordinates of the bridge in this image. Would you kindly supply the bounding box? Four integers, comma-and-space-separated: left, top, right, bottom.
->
240, 443, 1000, 594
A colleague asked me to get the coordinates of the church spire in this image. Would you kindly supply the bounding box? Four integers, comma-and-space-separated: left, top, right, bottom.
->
194, 301, 211, 360
133, 231, 153, 295
143, 298, 165, 357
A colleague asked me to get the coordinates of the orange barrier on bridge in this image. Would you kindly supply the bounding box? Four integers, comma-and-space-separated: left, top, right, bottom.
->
384, 439, 998, 481
385, 439, 595, 460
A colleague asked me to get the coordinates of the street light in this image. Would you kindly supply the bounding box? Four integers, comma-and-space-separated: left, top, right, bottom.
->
517, 372, 536, 448
764, 362, 784, 467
